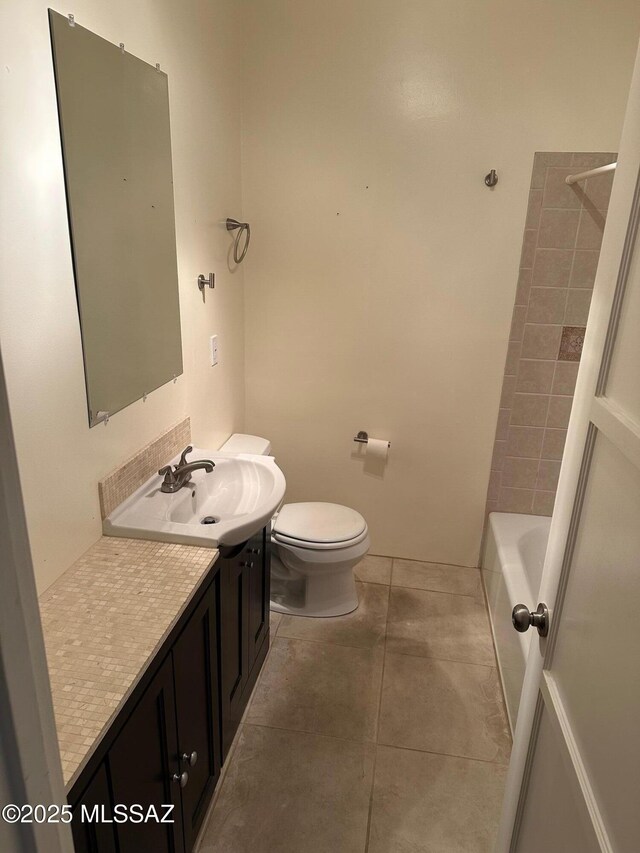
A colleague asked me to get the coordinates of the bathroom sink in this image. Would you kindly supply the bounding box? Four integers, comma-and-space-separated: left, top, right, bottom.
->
103, 447, 286, 548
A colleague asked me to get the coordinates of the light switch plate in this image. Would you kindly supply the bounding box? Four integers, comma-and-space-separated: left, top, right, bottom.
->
210, 335, 219, 366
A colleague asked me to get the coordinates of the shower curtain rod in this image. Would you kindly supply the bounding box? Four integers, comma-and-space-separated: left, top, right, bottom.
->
565, 161, 617, 185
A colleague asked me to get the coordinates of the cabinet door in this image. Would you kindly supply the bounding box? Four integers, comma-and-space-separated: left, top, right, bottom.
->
109, 656, 184, 853
70, 763, 117, 853
220, 548, 250, 758
172, 580, 221, 852
246, 528, 270, 673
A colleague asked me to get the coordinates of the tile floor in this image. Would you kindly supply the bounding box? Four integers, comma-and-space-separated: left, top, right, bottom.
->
197, 555, 510, 853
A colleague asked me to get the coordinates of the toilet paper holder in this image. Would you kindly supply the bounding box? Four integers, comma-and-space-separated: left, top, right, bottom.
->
353, 430, 391, 448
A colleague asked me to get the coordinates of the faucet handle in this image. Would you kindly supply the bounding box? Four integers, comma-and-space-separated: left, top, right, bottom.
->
158, 465, 178, 486
178, 445, 193, 467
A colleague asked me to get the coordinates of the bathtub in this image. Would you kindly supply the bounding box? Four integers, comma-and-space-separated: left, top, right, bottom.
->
481, 512, 551, 733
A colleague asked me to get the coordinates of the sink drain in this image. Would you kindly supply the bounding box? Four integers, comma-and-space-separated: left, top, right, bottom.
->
201, 516, 219, 525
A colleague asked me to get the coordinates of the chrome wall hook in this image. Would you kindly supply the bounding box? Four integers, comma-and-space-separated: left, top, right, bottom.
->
198, 273, 215, 291
484, 169, 499, 188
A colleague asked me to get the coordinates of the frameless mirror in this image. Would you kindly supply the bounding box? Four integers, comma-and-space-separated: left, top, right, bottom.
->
49, 10, 183, 426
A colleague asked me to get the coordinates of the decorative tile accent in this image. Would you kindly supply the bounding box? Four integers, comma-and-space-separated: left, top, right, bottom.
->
98, 418, 190, 518
39, 536, 217, 787
558, 326, 585, 362
486, 152, 614, 519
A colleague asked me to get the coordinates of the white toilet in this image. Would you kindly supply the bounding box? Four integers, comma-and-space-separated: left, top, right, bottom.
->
220, 434, 370, 617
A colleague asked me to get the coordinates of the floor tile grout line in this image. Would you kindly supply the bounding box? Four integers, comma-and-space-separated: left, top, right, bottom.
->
244, 719, 377, 748
375, 739, 511, 768
207, 719, 509, 779
272, 624, 498, 668
391, 580, 484, 602
365, 583, 391, 853
385, 646, 501, 671
272, 632, 385, 652
389, 582, 484, 599
390, 556, 481, 572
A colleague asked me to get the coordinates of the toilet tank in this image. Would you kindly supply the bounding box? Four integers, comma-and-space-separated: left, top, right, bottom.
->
219, 433, 271, 456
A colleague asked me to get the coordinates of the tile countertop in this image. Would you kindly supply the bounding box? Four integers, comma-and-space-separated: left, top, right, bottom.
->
38, 536, 218, 789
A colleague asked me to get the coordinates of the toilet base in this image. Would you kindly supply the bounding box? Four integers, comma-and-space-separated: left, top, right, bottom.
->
269, 548, 362, 618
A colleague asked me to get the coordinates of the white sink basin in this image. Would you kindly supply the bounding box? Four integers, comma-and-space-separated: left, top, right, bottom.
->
103, 447, 286, 547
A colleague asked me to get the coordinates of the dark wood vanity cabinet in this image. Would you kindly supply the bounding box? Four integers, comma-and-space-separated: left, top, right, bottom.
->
70, 764, 117, 853
247, 527, 270, 671
172, 585, 222, 852
69, 528, 270, 853
108, 655, 186, 853
220, 526, 271, 758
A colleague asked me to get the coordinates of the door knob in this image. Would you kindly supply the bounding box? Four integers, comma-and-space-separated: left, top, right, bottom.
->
182, 751, 198, 767
172, 771, 188, 788
512, 603, 549, 637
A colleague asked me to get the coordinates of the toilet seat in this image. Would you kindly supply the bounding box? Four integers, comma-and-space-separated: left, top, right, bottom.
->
273, 502, 367, 550
273, 527, 369, 550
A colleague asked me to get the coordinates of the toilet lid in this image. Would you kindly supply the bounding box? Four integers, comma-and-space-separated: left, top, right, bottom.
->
273, 502, 366, 545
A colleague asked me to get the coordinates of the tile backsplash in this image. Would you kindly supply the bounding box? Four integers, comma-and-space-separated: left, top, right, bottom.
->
98, 417, 191, 518
486, 152, 615, 518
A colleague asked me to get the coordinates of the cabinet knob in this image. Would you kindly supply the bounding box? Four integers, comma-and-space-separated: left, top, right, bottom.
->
182, 751, 198, 767
172, 771, 189, 788
240, 561, 254, 568
248, 547, 261, 555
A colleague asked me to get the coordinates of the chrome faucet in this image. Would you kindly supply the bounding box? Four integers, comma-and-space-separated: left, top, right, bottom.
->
158, 446, 215, 493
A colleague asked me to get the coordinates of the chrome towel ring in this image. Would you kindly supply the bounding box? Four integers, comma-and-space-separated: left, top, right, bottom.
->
226, 218, 251, 264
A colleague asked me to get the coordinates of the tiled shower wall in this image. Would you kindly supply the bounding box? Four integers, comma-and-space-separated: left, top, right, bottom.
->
486, 152, 615, 518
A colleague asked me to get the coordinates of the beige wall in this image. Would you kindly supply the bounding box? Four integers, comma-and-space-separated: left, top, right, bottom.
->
2, 2, 639, 593
0, 0, 246, 592
241, 0, 640, 566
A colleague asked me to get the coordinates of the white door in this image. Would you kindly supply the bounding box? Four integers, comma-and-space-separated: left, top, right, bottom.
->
495, 41, 640, 853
